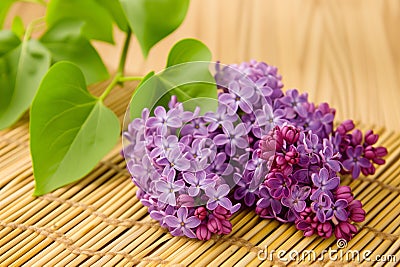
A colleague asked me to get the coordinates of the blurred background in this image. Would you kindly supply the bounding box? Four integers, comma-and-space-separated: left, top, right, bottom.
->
6, 0, 400, 130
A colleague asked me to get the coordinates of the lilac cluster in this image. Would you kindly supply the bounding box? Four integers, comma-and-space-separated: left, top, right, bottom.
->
124, 60, 387, 241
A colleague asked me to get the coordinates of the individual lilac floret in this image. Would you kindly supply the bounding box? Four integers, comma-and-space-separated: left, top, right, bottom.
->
213, 121, 249, 156
183, 171, 216, 197
219, 81, 254, 115
204, 104, 238, 132
311, 193, 332, 223
256, 186, 282, 216
156, 146, 190, 171
310, 168, 340, 201
326, 199, 348, 222
205, 184, 239, 212
165, 207, 201, 238
155, 169, 184, 206
343, 145, 371, 178
146, 106, 182, 134
282, 185, 311, 213
279, 89, 308, 118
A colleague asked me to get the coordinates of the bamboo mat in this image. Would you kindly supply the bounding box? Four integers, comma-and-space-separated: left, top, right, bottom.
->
0, 80, 399, 266
2, 0, 400, 266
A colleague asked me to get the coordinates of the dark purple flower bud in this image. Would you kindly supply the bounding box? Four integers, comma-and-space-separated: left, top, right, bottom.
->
348, 200, 366, 222
317, 222, 333, 238
365, 130, 379, 145
334, 186, 354, 203
281, 125, 300, 144
255, 206, 273, 219
275, 155, 286, 166
351, 129, 362, 146
361, 164, 375, 176
194, 207, 208, 221
207, 216, 222, 234
213, 205, 232, 220
259, 135, 276, 160
364, 146, 375, 160
196, 224, 211, 240
336, 120, 355, 135
177, 194, 195, 207
375, 147, 388, 158
284, 146, 300, 165
220, 219, 232, 234
272, 126, 284, 150
334, 221, 358, 241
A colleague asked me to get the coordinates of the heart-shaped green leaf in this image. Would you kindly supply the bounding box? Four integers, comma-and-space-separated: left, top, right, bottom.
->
0, 39, 51, 130
30, 62, 120, 196
120, 0, 190, 57
130, 62, 217, 120
40, 19, 109, 84
46, 0, 114, 43
96, 0, 129, 32
167, 38, 212, 67
0, 0, 14, 28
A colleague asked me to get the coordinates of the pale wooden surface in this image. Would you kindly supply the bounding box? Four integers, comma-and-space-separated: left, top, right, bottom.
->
6, 0, 400, 130
1, 1, 400, 266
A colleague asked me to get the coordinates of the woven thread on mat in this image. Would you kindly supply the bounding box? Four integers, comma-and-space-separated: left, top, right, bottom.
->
0, 219, 169, 265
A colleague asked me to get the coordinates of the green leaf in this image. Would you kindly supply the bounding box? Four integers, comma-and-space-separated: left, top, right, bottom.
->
120, 0, 190, 57
130, 62, 217, 120
46, 0, 114, 43
0, 39, 51, 129
167, 38, 212, 67
96, 0, 128, 32
0, 30, 21, 57
11, 16, 24, 38
0, 0, 14, 28
40, 19, 109, 84
30, 62, 120, 196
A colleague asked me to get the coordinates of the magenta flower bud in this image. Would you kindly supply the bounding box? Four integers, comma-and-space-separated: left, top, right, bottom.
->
255, 206, 273, 219
194, 207, 208, 221
334, 221, 358, 241
284, 146, 299, 165
336, 120, 355, 135
281, 125, 300, 144
196, 224, 211, 240
317, 222, 333, 238
373, 157, 385, 165
375, 147, 388, 158
220, 219, 232, 235
273, 126, 284, 150
275, 155, 286, 166
177, 194, 195, 207
351, 129, 362, 146
213, 205, 231, 220
364, 146, 375, 159
207, 216, 222, 234
334, 186, 354, 203
365, 130, 379, 145
259, 135, 276, 160
348, 200, 366, 222
361, 164, 375, 176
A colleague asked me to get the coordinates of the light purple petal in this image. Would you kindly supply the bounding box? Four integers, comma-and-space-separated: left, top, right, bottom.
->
214, 134, 229, 146
325, 177, 340, 190
352, 164, 361, 178
165, 215, 180, 228
185, 217, 201, 228
182, 227, 196, 238
335, 209, 348, 221
177, 207, 187, 222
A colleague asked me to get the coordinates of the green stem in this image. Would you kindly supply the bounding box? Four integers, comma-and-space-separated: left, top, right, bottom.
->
23, 17, 45, 43
118, 76, 143, 82
117, 28, 132, 74
99, 73, 121, 101
99, 29, 132, 101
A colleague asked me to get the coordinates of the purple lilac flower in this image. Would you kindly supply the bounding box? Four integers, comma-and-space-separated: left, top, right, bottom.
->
214, 122, 249, 156
310, 168, 340, 201
326, 199, 348, 222
219, 81, 254, 115
266, 172, 292, 199
146, 106, 182, 134
156, 146, 191, 171
320, 139, 341, 172
183, 171, 216, 197
254, 103, 286, 135
206, 152, 234, 176
150, 205, 175, 227
204, 104, 238, 132
312, 193, 332, 223
282, 185, 311, 213
205, 184, 239, 212
256, 186, 282, 216
165, 207, 201, 238
343, 145, 371, 178
155, 169, 184, 206
280, 89, 308, 118
234, 172, 258, 207
150, 135, 181, 158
